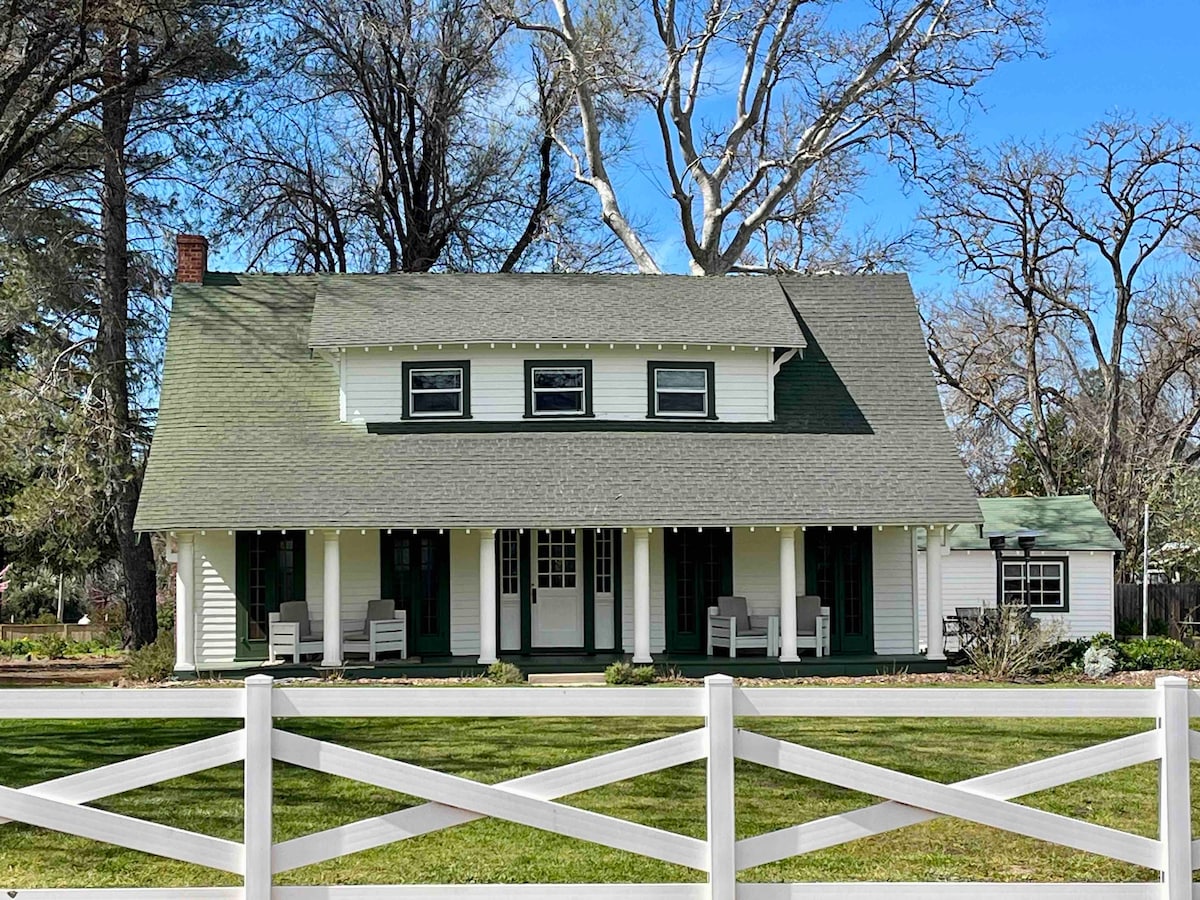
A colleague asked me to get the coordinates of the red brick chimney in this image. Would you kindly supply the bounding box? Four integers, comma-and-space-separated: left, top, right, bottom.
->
175, 234, 209, 284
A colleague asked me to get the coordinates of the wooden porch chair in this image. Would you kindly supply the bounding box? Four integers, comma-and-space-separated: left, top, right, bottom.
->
707, 595, 779, 658
268, 601, 324, 663
342, 599, 408, 662
794, 595, 830, 657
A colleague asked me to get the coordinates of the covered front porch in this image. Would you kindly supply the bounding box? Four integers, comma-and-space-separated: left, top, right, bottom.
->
170, 523, 959, 674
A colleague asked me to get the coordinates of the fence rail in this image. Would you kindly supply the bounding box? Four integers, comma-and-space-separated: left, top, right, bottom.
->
0, 676, 1195, 900
1115, 583, 1200, 637
0, 623, 106, 643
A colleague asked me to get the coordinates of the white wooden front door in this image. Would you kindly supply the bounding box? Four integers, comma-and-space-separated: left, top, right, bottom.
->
532, 529, 584, 648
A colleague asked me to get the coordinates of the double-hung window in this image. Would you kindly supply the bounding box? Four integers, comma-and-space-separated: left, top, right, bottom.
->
403, 361, 470, 419
999, 558, 1068, 610
648, 361, 716, 419
525, 360, 592, 417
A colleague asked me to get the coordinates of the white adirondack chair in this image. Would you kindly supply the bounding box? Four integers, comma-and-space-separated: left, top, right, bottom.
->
342, 599, 408, 662
707, 595, 780, 658
268, 601, 323, 663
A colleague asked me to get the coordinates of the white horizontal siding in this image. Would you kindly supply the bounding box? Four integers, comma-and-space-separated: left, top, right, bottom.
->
194, 531, 237, 666
341, 345, 771, 424
916, 547, 1116, 641
873, 527, 916, 654
450, 530, 481, 657
306, 529, 380, 635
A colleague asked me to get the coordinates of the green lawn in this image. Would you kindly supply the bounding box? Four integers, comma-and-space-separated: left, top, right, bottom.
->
0, 705, 1194, 888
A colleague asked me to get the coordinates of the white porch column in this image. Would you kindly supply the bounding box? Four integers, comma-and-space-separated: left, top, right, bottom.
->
322, 530, 342, 667
174, 532, 195, 672
778, 527, 798, 662
632, 528, 652, 664
925, 526, 945, 661
478, 529, 498, 665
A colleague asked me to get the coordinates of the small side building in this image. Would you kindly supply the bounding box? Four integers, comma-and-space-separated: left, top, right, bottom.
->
917, 495, 1123, 642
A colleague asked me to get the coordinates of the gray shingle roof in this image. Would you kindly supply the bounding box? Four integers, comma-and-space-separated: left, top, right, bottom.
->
306, 273, 807, 349
135, 272, 981, 531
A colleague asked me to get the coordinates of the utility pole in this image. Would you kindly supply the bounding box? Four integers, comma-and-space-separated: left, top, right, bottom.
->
1142, 502, 1150, 640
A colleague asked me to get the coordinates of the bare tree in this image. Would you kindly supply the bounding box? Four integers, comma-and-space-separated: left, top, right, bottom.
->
923, 118, 1200, 567
516, 0, 1041, 274
217, 0, 618, 274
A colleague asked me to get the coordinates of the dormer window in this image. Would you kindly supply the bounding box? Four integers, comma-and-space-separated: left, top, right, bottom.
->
525, 360, 593, 417
403, 361, 470, 419
648, 361, 716, 419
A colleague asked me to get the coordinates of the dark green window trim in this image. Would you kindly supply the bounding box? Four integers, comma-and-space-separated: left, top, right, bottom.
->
612, 529, 623, 653
647, 360, 717, 420
380, 529, 452, 655
235, 530, 306, 661
996, 555, 1070, 612
519, 530, 532, 654
583, 530, 596, 654
523, 359, 595, 419
401, 360, 472, 420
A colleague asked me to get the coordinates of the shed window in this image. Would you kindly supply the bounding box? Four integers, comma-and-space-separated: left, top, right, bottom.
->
1000, 559, 1067, 610
526, 361, 592, 417
648, 361, 716, 419
403, 361, 470, 418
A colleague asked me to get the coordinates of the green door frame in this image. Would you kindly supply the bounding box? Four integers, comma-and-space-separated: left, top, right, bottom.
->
516, 529, 620, 656
380, 530, 451, 656
235, 531, 306, 661
805, 527, 874, 655
665, 528, 733, 654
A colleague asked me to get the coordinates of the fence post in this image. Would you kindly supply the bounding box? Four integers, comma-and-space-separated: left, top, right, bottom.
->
244, 675, 274, 900
705, 674, 735, 900
1157, 675, 1191, 900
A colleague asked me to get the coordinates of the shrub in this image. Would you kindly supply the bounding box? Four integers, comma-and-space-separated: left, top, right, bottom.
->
157, 600, 176, 633
963, 605, 1068, 680
0, 639, 36, 657
485, 660, 523, 684
1052, 637, 1090, 669
125, 636, 176, 682
1116, 636, 1200, 671
1083, 644, 1119, 678
1115, 617, 1170, 638
34, 631, 68, 659
604, 661, 657, 685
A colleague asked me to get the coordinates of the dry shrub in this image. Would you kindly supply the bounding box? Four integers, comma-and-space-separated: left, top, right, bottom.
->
964, 605, 1067, 680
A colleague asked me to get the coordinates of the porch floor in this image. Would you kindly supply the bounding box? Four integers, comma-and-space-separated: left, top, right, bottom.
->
185, 652, 946, 681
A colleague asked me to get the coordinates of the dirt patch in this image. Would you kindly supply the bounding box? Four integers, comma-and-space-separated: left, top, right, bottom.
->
0, 655, 126, 686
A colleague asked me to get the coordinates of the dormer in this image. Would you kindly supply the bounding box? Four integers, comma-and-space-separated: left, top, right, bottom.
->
307, 274, 806, 427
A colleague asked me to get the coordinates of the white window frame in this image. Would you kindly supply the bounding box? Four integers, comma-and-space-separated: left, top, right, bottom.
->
408, 366, 464, 418
653, 366, 710, 418
530, 365, 587, 417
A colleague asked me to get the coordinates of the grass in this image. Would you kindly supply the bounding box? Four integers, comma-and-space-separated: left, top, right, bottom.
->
0, 700, 1195, 888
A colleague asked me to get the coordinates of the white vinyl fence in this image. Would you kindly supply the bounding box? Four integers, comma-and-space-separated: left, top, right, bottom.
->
0, 675, 1195, 899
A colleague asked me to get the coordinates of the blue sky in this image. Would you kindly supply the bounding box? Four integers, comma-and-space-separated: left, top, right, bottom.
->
210, 2, 1200, 282
610, 0, 1200, 289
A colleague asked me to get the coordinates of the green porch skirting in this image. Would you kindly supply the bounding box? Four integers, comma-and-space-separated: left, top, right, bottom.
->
184, 652, 946, 681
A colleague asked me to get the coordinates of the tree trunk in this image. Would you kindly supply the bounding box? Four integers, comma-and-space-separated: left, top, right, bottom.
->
98, 30, 157, 649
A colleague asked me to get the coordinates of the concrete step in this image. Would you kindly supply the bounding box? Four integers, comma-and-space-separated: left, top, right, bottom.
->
527, 672, 607, 686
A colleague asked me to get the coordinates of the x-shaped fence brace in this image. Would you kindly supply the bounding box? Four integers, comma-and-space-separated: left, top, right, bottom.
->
0, 721, 1195, 876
